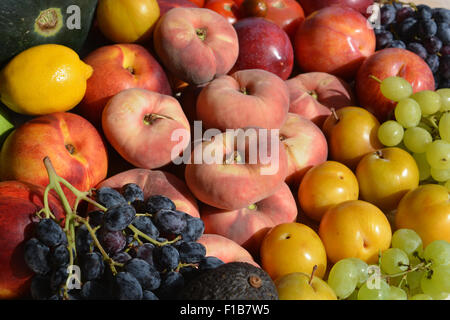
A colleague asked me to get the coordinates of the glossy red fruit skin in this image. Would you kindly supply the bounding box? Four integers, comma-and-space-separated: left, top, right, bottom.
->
293, 6, 375, 80
298, 0, 374, 17
231, 17, 294, 80
0, 181, 65, 300
263, 0, 306, 40
204, 0, 241, 24
356, 48, 435, 121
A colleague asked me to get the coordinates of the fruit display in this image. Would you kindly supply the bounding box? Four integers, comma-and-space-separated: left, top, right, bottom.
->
23, 157, 218, 300
0, 0, 449, 303
373, 1, 450, 89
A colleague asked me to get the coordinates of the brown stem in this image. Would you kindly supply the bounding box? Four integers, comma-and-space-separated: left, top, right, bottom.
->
331, 108, 339, 122
309, 265, 318, 285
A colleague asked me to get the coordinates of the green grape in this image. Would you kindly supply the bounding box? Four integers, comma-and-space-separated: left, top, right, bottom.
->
388, 275, 402, 287
424, 240, 450, 267
411, 90, 442, 116
380, 248, 409, 275
357, 280, 390, 300
437, 88, 450, 112
403, 127, 433, 153
410, 293, 433, 300
346, 289, 359, 300
380, 76, 413, 102
417, 121, 433, 133
327, 259, 358, 299
378, 121, 404, 146
394, 98, 422, 128
439, 112, 450, 143
413, 153, 431, 181
391, 229, 423, 261
426, 140, 450, 170
430, 167, 450, 182
387, 286, 407, 300
407, 270, 425, 291
420, 265, 450, 300
347, 258, 369, 287
445, 180, 450, 191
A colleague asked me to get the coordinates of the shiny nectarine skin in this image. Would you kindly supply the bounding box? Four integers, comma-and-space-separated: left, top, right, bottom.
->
298, 161, 359, 222
322, 106, 383, 170
356, 147, 419, 213
294, 6, 375, 80
319, 200, 392, 264
0, 181, 64, 299
0, 112, 108, 205
396, 184, 450, 246
260, 222, 327, 280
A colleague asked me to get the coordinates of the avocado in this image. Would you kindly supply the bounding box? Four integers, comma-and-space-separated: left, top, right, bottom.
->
177, 262, 278, 300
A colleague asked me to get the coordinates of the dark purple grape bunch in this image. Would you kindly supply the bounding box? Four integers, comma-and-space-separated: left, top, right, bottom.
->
24, 219, 72, 300
374, 2, 450, 89
25, 183, 224, 300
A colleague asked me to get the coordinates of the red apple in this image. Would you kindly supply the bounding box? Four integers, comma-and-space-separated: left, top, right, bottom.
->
0, 112, 108, 205
102, 88, 191, 170
185, 127, 289, 210
294, 6, 375, 80
197, 233, 260, 267
76, 44, 172, 128
201, 182, 297, 257
280, 113, 328, 187
97, 168, 200, 218
0, 181, 64, 299
153, 7, 239, 85
231, 17, 294, 80
286, 72, 356, 127
356, 48, 436, 122
196, 69, 289, 131
157, 0, 199, 16
298, 0, 374, 16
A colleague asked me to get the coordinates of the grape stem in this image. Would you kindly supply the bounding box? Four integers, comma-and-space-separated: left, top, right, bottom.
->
75, 215, 124, 274
369, 75, 382, 84
127, 224, 182, 247
40, 157, 124, 299
380, 261, 432, 280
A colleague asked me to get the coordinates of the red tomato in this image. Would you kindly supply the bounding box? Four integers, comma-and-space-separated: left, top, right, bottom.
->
204, 0, 240, 24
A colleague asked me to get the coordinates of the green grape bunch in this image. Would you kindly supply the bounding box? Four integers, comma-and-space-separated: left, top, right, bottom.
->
326, 229, 450, 300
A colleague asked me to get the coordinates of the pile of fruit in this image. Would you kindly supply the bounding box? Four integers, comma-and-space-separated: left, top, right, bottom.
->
374, 1, 450, 89
0, 0, 449, 301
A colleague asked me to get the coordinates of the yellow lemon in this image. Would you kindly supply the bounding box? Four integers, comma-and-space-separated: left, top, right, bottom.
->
0, 44, 93, 115
96, 0, 160, 43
